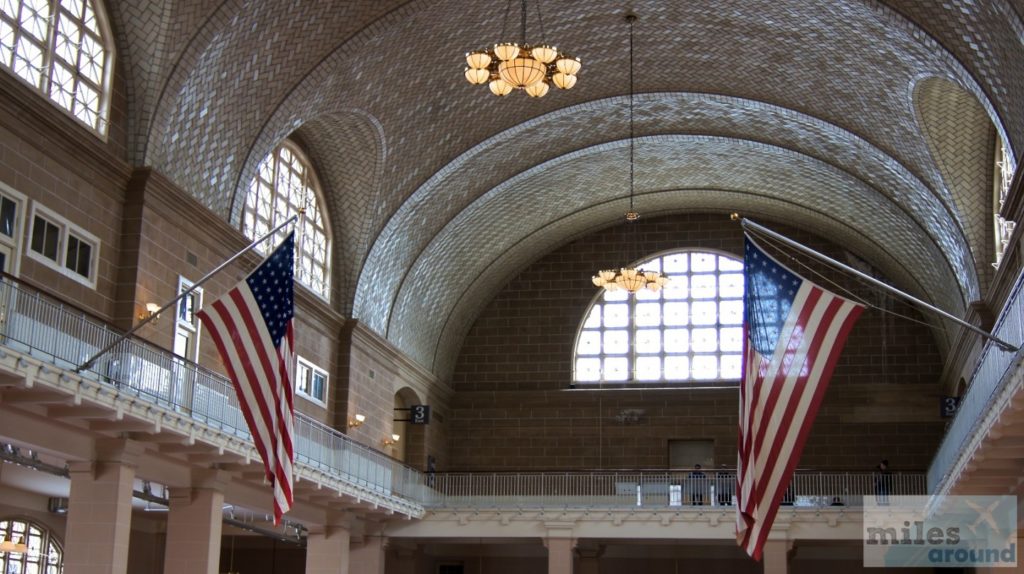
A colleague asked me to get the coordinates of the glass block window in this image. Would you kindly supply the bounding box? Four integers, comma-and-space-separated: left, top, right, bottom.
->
0, 0, 112, 135
0, 518, 63, 573
243, 141, 331, 299
574, 250, 744, 383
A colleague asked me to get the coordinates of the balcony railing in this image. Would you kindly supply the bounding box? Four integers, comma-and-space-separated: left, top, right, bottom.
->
422, 470, 926, 509
0, 277, 424, 502
927, 272, 1024, 492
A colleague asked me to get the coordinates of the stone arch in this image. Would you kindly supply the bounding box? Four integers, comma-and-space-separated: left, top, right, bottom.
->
913, 76, 1002, 294
392, 386, 425, 468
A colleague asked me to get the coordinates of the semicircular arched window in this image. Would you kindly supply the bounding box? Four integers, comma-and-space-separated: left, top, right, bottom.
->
243, 141, 331, 299
0, 0, 114, 136
0, 517, 64, 573
574, 250, 745, 384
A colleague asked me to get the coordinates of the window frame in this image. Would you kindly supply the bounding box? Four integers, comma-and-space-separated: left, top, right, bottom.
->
295, 355, 328, 407
572, 248, 745, 386
0, 0, 115, 137
242, 140, 332, 300
26, 202, 100, 288
0, 181, 27, 276
0, 516, 63, 573
173, 276, 202, 362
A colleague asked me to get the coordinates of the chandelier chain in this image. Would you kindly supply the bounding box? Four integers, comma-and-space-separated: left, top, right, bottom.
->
628, 13, 635, 213
502, 0, 513, 43
534, 0, 547, 46
519, 0, 528, 44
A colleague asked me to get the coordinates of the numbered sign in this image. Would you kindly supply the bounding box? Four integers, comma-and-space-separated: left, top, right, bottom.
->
940, 396, 959, 418
411, 404, 431, 425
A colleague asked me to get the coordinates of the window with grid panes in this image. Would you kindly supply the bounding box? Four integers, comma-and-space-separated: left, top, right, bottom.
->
574, 250, 744, 383
242, 141, 331, 299
0, 518, 63, 573
0, 0, 112, 135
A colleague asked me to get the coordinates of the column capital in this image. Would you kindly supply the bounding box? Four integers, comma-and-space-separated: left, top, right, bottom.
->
544, 521, 576, 542
306, 511, 356, 535
94, 438, 146, 467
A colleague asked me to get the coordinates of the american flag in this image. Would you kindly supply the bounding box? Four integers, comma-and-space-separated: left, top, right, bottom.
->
198, 233, 296, 524
736, 237, 864, 560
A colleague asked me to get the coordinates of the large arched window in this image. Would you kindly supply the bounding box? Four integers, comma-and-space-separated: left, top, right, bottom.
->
0, 517, 63, 573
574, 250, 744, 384
0, 0, 112, 135
243, 141, 331, 299
993, 137, 1016, 269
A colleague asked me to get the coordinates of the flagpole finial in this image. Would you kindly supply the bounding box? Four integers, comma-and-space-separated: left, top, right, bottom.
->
730, 212, 741, 221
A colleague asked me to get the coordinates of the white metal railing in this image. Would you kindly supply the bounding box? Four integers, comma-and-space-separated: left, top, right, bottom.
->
423, 471, 926, 509
927, 272, 1024, 492
0, 277, 424, 501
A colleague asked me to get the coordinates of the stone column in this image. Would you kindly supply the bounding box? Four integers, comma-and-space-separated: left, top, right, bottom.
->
305, 513, 352, 574
761, 539, 791, 574
63, 439, 142, 574
350, 534, 387, 574
162, 469, 228, 574
545, 523, 575, 574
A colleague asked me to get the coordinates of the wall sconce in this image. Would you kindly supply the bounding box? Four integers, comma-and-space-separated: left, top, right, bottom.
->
139, 302, 161, 322
348, 413, 365, 428
0, 537, 27, 554
383, 433, 400, 448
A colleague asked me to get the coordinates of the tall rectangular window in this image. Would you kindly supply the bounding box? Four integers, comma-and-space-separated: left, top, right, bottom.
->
296, 356, 328, 406
26, 203, 100, 288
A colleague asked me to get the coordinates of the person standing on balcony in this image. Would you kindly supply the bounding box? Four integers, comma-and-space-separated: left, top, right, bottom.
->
427, 455, 436, 487
689, 464, 706, 505
874, 459, 891, 505
716, 465, 734, 506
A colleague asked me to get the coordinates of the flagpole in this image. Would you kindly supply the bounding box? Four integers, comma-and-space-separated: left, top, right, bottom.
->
741, 218, 1019, 353
75, 213, 302, 373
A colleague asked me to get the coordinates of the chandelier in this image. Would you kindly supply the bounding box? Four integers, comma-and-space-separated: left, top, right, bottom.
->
592, 15, 668, 294
463, 0, 581, 98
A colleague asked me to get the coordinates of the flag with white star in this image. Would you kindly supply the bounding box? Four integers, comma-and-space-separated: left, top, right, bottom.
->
736, 236, 865, 560
198, 233, 296, 524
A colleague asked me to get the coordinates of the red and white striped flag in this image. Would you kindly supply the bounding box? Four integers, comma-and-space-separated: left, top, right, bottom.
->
198, 233, 296, 524
736, 237, 864, 560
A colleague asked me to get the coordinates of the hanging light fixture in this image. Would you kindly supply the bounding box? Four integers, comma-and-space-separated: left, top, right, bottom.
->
592, 14, 668, 295
463, 0, 581, 98
0, 537, 27, 554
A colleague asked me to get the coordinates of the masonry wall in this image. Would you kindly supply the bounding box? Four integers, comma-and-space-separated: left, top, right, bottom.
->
0, 67, 442, 450
449, 214, 946, 472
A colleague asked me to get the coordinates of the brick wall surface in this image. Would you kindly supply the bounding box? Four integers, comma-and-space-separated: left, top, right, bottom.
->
449, 214, 946, 472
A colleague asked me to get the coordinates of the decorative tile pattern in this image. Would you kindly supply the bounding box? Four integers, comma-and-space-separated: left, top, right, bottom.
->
96, 0, 1024, 376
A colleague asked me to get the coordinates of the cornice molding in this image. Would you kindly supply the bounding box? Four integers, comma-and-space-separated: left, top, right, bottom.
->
346, 320, 451, 403
132, 167, 248, 254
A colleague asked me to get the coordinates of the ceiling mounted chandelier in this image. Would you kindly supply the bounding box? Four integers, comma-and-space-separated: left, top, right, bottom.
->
592, 15, 668, 295
463, 0, 581, 98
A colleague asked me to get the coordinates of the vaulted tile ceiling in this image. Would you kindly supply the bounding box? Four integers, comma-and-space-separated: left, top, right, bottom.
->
109, 0, 1024, 378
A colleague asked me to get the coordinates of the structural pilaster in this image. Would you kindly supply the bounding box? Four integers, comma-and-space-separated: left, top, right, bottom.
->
350, 532, 387, 574
162, 469, 228, 574
305, 512, 353, 574
762, 539, 793, 574
63, 439, 143, 574
545, 523, 575, 574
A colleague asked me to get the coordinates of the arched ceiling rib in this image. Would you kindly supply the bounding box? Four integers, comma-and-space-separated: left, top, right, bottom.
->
104, 0, 1024, 379
382, 137, 962, 376
915, 78, 998, 294
355, 95, 976, 345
